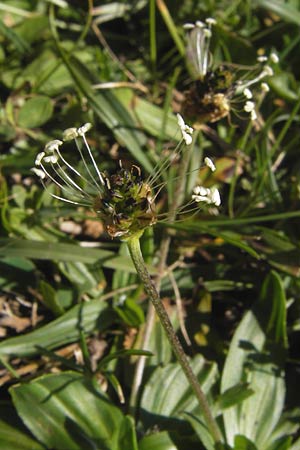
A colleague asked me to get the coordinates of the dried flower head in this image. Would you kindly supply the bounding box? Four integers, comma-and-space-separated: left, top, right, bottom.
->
182, 19, 278, 124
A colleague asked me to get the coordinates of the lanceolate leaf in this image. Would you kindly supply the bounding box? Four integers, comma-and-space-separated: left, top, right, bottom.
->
256, 0, 300, 25
10, 372, 128, 450
138, 431, 178, 450
0, 238, 135, 271
0, 297, 113, 358
0, 419, 45, 450
140, 355, 218, 449
221, 271, 288, 448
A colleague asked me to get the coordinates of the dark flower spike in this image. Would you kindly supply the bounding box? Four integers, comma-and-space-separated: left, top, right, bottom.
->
182, 19, 279, 124
33, 118, 220, 238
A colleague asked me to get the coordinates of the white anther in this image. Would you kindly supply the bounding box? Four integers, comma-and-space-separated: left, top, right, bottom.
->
31, 167, 46, 179
192, 185, 221, 206
250, 109, 257, 121
263, 65, 274, 77
183, 23, 195, 30
77, 123, 92, 136
257, 56, 268, 62
204, 157, 216, 172
261, 82, 270, 92
270, 52, 279, 64
35, 152, 45, 166
63, 127, 78, 141
43, 154, 59, 164
205, 18, 217, 26
193, 186, 210, 196
45, 140, 63, 153
182, 131, 193, 145
210, 187, 221, 206
243, 88, 253, 99
195, 20, 205, 28
177, 113, 185, 130
204, 28, 212, 38
244, 101, 255, 113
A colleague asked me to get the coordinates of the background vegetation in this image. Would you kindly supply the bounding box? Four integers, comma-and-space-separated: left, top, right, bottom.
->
0, 1, 300, 449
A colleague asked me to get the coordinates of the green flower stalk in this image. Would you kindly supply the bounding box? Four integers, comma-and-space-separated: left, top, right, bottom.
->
126, 234, 222, 443
33, 117, 222, 444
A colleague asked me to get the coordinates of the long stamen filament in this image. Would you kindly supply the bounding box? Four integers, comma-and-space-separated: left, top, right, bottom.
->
74, 138, 103, 193
81, 133, 105, 186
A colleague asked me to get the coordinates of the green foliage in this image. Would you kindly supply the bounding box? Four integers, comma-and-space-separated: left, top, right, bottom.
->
0, 0, 299, 449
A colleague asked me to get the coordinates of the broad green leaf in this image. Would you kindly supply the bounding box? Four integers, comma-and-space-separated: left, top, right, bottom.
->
269, 74, 299, 102
221, 271, 287, 448
265, 436, 292, 450
266, 409, 300, 446
57, 260, 106, 296
116, 415, 139, 450
0, 296, 113, 358
0, 419, 45, 450
256, 0, 300, 25
218, 383, 254, 410
139, 431, 178, 450
14, 15, 49, 45
184, 412, 215, 450
17, 96, 53, 128
144, 310, 180, 367
115, 88, 179, 140
114, 297, 145, 327
233, 435, 257, 449
10, 372, 125, 450
0, 238, 135, 271
140, 356, 217, 416
140, 354, 218, 449
290, 436, 300, 450
38, 280, 65, 316
0, 18, 29, 54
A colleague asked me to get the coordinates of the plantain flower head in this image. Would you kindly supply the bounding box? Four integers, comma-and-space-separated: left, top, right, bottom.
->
182, 18, 279, 124
33, 124, 156, 238
33, 118, 221, 237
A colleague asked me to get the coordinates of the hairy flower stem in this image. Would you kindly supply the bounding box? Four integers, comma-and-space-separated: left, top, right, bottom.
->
127, 234, 222, 444
130, 130, 199, 411
129, 133, 199, 410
